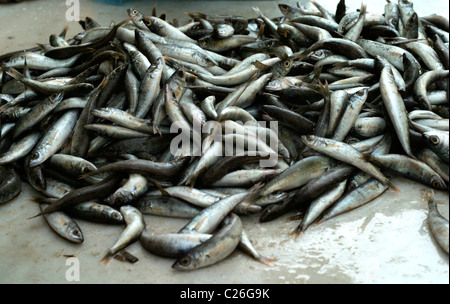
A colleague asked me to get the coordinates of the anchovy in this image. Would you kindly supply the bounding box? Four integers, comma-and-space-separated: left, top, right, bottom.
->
101, 205, 145, 263
0, 167, 22, 205
425, 191, 449, 254
379, 66, 414, 158
173, 213, 243, 270
320, 178, 389, 223
40, 203, 84, 244
301, 135, 396, 190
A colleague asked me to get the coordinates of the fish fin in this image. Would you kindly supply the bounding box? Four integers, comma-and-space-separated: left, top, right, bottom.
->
332, 62, 347, 69
22, 52, 32, 80
360, 152, 373, 162
31, 197, 55, 205
152, 3, 157, 17
252, 60, 271, 71
36, 43, 53, 52
5, 67, 23, 80
185, 176, 197, 189
185, 12, 207, 21
286, 213, 303, 221
152, 179, 171, 196
79, 171, 96, 179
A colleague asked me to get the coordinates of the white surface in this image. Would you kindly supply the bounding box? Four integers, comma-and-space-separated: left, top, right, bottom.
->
0, 0, 448, 284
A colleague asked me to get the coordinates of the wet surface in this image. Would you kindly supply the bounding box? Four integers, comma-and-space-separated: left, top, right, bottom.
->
0, 0, 448, 284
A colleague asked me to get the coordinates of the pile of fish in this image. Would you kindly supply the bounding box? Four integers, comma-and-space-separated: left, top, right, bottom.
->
0, 0, 448, 271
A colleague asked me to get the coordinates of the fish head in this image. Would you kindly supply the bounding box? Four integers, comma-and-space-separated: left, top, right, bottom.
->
301, 135, 318, 147
431, 176, 447, 190
143, 16, 163, 32
197, 36, 211, 49
127, 8, 144, 21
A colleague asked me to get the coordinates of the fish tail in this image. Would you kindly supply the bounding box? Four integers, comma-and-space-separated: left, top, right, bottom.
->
26, 209, 44, 220
388, 180, 401, 193
361, 152, 373, 162
252, 7, 262, 17
26, 214, 42, 220
59, 25, 69, 38
100, 252, 112, 265
318, 79, 330, 99
359, 2, 367, 15
185, 12, 207, 21
289, 227, 303, 239
152, 124, 162, 137
424, 189, 435, 205
245, 182, 265, 201
256, 256, 278, 267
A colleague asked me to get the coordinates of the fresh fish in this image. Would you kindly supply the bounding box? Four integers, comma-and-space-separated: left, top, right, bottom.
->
379, 66, 414, 158
0, 167, 22, 205
320, 178, 388, 223
140, 231, 212, 258
173, 213, 243, 270
425, 191, 449, 254
101, 205, 145, 263
423, 130, 449, 163
301, 135, 397, 190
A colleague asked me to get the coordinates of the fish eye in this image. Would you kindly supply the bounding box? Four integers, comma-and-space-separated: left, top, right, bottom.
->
82, 167, 91, 174
283, 60, 291, 68
429, 135, 440, 145
132, 10, 138, 15
145, 20, 152, 26
306, 135, 315, 141
432, 180, 442, 189
179, 256, 191, 266
356, 90, 365, 96
115, 197, 124, 205
31, 152, 40, 160
112, 212, 121, 220
72, 230, 81, 238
